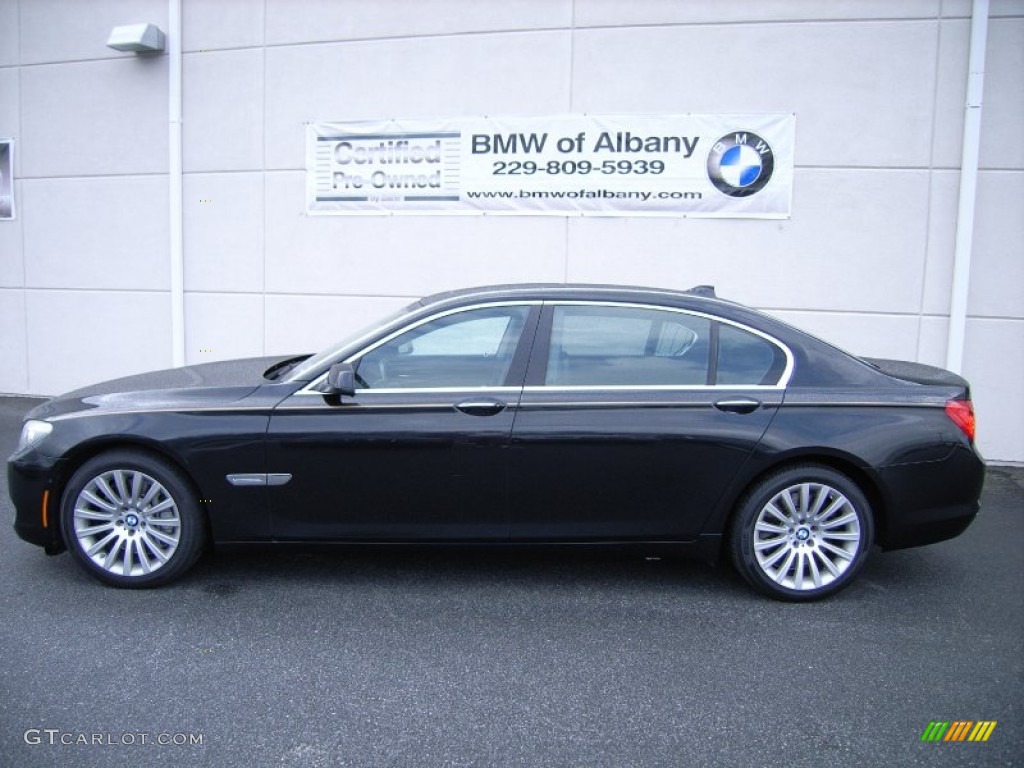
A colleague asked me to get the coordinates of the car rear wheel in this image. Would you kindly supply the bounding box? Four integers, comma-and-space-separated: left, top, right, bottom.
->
61, 450, 205, 588
729, 465, 874, 601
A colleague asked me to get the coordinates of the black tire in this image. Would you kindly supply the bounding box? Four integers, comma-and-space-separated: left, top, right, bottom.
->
729, 465, 874, 601
61, 449, 205, 588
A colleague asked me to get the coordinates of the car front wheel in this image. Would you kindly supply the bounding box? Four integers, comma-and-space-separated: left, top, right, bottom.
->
730, 465, 874, 601
61, 450, 205, 588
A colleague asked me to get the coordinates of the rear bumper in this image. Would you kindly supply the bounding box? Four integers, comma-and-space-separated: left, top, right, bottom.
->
877, 443, 985, 550
7, 452, 67, 553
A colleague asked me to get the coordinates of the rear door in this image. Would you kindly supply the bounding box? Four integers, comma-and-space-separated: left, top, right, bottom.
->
508, 302, 789, 541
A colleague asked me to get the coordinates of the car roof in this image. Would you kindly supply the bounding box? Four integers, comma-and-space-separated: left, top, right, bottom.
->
415, 283, 731, 311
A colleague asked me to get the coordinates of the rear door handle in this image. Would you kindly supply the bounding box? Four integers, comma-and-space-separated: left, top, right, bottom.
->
455, 399, 507, 416
714, 397, 762, 415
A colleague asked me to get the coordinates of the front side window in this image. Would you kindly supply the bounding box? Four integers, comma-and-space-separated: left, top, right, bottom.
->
546, 306, 711, 386
355, 305, 530, 389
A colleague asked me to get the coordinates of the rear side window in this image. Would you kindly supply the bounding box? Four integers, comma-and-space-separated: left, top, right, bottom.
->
546, 306, 711, 386
716, 323, 787, 385
542, 304, 788, 388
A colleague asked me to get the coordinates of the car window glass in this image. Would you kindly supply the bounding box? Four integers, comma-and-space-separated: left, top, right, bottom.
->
716, 323, 786, 385
546, 306, 710, 386
404, 316, 512, 356
356, 306, 529, 389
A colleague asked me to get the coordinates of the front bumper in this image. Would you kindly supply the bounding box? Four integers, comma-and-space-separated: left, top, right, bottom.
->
8, 451, 68, 553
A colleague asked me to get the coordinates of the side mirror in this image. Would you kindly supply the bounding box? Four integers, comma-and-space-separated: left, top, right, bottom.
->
326, 362, 357, 397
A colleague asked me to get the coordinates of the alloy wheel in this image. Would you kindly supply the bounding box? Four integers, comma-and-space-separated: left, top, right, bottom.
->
72, 469, 182, 577
752, 481, 862, 591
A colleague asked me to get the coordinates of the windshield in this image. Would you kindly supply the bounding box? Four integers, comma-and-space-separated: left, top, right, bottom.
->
284, 301, 420, 381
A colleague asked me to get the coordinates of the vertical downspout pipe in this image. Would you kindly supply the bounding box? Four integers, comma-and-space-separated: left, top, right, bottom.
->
945, 0, 989, 374
169, 0, 185, 367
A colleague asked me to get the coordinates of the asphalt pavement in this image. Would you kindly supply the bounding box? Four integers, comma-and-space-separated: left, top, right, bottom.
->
0, 395, 1021, 768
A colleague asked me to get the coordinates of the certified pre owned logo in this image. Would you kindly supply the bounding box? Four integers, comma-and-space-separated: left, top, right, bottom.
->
707, 132, 775, 197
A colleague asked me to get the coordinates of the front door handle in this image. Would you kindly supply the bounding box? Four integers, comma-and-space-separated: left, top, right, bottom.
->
714, 397, 762, 415
455, 399, 507, 417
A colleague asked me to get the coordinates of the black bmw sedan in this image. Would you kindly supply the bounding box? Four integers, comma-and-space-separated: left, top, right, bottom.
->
8, 284, 984, 600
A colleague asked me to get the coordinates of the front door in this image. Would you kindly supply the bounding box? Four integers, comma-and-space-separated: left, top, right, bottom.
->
266, 303, 539, 541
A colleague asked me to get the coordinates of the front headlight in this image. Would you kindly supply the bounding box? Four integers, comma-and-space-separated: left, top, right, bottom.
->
16, 419, 53, 453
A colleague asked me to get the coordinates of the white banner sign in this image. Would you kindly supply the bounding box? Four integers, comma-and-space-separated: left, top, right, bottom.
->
307, 114, 794, 218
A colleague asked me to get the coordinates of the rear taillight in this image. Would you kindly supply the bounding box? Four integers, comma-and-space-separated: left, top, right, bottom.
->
945, 399, 976, 442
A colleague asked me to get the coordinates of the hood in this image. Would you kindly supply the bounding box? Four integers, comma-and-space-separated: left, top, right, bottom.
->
27, 356, 301, 421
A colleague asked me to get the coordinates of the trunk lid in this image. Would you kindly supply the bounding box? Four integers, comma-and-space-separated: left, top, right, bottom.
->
861, 357, 970, 393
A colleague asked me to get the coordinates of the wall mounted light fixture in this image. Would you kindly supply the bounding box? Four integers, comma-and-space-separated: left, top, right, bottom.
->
106, 23, 166, 53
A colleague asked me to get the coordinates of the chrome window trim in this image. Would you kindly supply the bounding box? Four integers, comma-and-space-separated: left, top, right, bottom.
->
296, 301, 541, 396
523, 384, 785, 393
295, 298, 794, 396
291, 386, 522, 398
352, 385, 522, 396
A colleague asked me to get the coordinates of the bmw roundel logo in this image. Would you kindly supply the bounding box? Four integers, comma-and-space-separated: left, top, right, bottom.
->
707, 132, 775, 197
